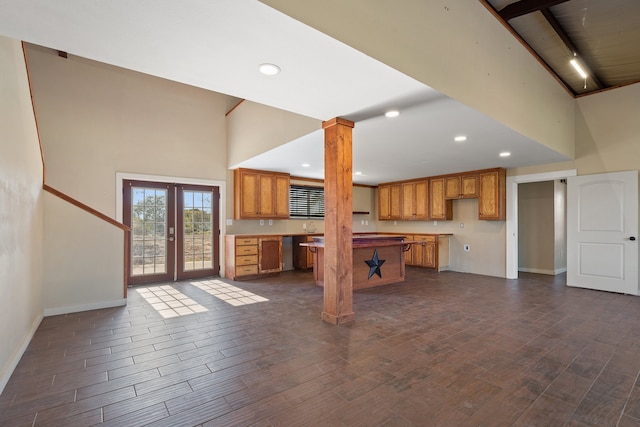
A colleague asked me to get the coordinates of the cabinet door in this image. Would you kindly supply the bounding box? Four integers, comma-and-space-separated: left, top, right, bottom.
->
404, 235, 414, 265
445, 177, 461, 199
413, 235, 437, 268
235, 170, 259, 218
402, 182, 415, 219
292, 236, 313, 269
259, 237, 282, 273
274, 175, 290, 218
401, 180, 428, 220
258, 174, 275, 217
429, 178, 452, 220
389, 184, 402, 219
423, 242, 436, 268
479, 169, 506, 220
378, 185, 390, 219
414, 180, 429, 219
461, 174, 479, 198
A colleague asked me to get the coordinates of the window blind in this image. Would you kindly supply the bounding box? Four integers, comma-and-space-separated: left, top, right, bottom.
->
289, 185, 325, 218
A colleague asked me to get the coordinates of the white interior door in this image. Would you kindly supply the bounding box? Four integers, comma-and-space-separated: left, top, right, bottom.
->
567, 170, 638, 295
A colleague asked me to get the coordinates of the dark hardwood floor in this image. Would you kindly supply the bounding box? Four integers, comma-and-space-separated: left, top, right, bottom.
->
2, 268, 640, 426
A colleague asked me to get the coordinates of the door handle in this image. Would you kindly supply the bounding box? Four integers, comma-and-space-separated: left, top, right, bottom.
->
630, 236, 636, 241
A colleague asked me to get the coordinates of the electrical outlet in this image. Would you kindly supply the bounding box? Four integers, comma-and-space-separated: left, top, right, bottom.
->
268, 219, 273, 226
460, 223, 464, 228
302, 223, 307, 229
259, 219, 264, 226
433, 221, 438, 226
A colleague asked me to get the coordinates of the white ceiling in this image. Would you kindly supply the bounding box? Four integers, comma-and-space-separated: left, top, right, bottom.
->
0, 0, 569, 185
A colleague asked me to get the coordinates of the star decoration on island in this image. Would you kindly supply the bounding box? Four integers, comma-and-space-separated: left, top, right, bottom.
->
365, 249, 386, 279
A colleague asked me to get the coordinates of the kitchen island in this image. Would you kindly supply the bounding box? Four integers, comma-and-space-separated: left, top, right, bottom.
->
301, 234, 413, 290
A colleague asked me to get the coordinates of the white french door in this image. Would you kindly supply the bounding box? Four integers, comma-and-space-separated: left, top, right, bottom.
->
123, 180, 220, 285
567, 170, 638, 295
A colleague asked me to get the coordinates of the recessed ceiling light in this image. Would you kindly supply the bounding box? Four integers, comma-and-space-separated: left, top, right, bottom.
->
385, 110, 400, 118
499, 151, 511, 157
454, 136, 467, 142
259, 63, 281, 75
301, 163, 310, 167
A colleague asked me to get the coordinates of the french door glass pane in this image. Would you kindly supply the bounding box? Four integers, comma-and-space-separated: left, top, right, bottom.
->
183, 190, 213, 271
131, 187, 167, 276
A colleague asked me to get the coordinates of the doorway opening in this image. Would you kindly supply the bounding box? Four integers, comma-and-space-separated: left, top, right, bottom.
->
517, 180, 567, 276
506, 169, 576, 279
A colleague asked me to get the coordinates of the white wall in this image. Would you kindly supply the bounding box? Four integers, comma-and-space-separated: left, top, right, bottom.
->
518, 181, 555, 274
262, 0, 576, 160
43, 193, 125, 315
26, 44, 230, 219
226, 100, 321, 168
0, 37, 44, 391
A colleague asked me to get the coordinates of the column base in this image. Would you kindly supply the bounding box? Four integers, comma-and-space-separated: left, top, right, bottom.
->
321, 311, 355, 325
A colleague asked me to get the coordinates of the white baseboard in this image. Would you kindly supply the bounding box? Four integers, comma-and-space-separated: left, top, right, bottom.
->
44, 298, 127, 317
0, 312, 43, 394
518, 267, 566, 276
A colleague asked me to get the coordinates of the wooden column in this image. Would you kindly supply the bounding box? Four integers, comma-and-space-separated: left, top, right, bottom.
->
321, 117, 355, 324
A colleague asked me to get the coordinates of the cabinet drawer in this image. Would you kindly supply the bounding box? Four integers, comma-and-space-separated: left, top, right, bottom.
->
414, 235, 436, 243
236, 237, 258, 246
236, 255, 258, 266
236, 265, 258, 276
236, 245, 258, 255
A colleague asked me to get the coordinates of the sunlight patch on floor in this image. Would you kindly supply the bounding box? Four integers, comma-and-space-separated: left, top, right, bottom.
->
191, 279, 269, 306
136, 285, 208, 318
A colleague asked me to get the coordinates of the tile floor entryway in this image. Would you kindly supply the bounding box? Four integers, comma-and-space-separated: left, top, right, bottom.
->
2, 269, 640, 426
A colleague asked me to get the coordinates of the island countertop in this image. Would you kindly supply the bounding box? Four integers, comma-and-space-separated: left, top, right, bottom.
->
301, 234, 415, 249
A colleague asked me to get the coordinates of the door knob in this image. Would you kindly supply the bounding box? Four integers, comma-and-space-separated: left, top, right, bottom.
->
630, 236, 636, 241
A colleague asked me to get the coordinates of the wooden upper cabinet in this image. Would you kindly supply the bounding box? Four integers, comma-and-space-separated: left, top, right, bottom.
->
429, 178, 453, 220
401, 180, 429, 220
479, 168, 506, 220
274, 175, 290, 218
378, 183, 402, 220
445, 174, 479, 199
234, 168, 290, 219
378, 185, 390, 219
237, 170, 259, 217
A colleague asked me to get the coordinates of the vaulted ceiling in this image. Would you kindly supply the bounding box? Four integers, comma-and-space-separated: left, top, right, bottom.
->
482, 0, 640, 96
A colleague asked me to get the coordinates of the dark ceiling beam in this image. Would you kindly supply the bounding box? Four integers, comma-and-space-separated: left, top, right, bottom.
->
540, 8, 603, 89
499, 0, 570, 21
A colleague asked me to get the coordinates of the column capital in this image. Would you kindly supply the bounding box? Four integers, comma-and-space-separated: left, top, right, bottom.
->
322, 117, 354, 129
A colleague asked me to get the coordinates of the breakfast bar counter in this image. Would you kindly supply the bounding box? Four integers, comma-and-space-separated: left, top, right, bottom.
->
300, 234, 414, 290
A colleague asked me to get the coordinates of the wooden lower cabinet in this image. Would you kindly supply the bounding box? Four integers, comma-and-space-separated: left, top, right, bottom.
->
293, 235, 314, 269
225, 235, 282, 280
405, 234, 451, 271
412, 235, 436, 268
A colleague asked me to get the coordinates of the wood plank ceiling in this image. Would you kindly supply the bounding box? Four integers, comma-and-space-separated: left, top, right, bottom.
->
481, 0, 640, 96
